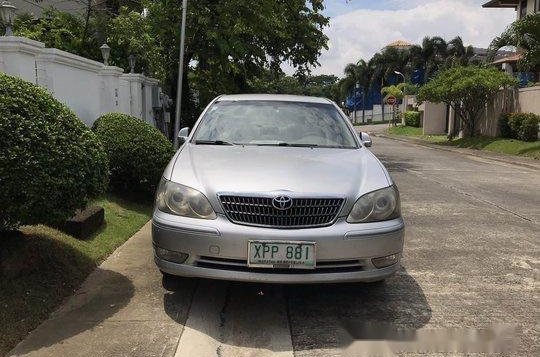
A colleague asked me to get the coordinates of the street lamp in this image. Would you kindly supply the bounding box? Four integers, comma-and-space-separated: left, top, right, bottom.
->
0, 1, 17, 36
394, 70, 405, 83
174, 0, 188, 149
100, 44, 111, 66
128, 54, 136, 73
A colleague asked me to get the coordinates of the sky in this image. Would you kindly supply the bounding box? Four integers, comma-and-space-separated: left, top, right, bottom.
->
292, 0, 517, 76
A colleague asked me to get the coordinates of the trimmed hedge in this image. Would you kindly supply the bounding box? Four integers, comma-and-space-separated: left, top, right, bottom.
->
92, 113, 175, 195
0, 73, 109, 231
500, 112, 539, 141
404, 111, 421, 127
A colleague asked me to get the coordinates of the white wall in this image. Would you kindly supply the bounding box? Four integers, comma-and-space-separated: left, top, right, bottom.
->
0, 36, 162, 127
518, 86, 540, 115
420, 102, 447, 135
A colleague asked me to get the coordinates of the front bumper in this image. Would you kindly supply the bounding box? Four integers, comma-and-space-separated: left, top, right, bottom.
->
152, 210, 404, 284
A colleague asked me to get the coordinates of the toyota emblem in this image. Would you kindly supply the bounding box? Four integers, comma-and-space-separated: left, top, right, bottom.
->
272, 195, 293, 210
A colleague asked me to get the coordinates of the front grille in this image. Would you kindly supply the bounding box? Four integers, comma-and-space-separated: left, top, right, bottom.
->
219, 195, 344, 228
197, 256, 365, 274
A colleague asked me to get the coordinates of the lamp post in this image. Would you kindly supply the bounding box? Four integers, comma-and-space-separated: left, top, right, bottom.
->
394, 70, 405, 83
128, 54, 136, 73
0, 1, 17, 36
174, 0, 188, 149
100, 44, 110, 66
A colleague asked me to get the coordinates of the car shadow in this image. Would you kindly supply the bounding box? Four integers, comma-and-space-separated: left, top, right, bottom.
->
285, 266, 431, 353
162, 266, 430, 354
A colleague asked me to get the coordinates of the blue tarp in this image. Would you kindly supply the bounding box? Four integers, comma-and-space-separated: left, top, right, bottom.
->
517, 72, 534, 87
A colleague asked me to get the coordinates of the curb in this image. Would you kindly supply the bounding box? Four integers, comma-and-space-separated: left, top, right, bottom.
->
373, 133, 540, 171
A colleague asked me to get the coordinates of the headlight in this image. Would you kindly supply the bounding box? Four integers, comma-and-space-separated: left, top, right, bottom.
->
155, 178, 216, 219
347, 186, 400, 223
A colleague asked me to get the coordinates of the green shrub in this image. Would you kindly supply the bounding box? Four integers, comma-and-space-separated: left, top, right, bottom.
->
498, 113, 513, 138
93, 113, 175, 195
508, 113, 539, 141
0, 73, 109, 231
404, 111, 421, 127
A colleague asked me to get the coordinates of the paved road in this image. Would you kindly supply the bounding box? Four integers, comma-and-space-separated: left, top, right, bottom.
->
9, 135, 539, 357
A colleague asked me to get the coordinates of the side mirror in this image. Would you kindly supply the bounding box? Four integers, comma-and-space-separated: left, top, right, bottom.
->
359, 132, 372, 147
177, 127, 189, 145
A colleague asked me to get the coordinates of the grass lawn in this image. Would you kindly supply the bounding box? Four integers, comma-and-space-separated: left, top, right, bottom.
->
0, 195, 152, 355
388, 126, 423, 136
387, 126, 540, 159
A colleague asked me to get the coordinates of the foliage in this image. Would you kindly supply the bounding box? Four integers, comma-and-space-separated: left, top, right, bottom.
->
92, 113, 175, 195
114, 0, 330, 127
408, 36, 448, 82
341, 59, 374, 100
339, 36, 475, 105
404, 111, 421, 127
247, 71, 339, 101
488, 14, 540, 71
417, 66, 517, 136
106, 7, 163, 76
0, 73, 109, 231
9, 2, 329, 130
10, 9, 101, 61
399, 82, 419, 95
381, 85, 405, 99
508, 113, 539, 141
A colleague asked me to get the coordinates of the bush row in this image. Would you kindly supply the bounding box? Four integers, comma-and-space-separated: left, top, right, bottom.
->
404, 111, 421, 127
0, 74, 174, 231
499, 113, 539, 142
92, 113, 175, 196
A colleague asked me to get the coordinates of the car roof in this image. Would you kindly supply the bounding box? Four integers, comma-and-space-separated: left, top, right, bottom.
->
216, 94, 333, 104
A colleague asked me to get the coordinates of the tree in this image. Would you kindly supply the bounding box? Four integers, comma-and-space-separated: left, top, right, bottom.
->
446, 36, 475, 67
409, 36, 448, 82
341, 59, 374, 122
134, 0, 330, 127
11, 1, 330, 131
417, 66, 517, 137
11, 9, 101, 61
488, 14, 540, 72
371, 46, 410, 85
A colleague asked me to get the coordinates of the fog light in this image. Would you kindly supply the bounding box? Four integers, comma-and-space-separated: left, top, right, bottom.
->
372, 254, 398, 268
155, 247, 188, 264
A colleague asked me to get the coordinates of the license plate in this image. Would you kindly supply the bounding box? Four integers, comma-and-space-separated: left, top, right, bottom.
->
248, 240, 316, 269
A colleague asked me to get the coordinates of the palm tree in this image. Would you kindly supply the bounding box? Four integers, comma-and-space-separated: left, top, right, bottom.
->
488, 14, 539, 73
370, 46, 410, 84
341, 59, 374, 122
408, 36, 448, 82
446, 36, 475, 67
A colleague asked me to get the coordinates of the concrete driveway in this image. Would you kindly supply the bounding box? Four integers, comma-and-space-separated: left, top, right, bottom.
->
9, 135, 539, 357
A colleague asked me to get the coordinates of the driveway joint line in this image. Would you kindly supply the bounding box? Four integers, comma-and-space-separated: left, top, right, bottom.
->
407, 168, 533, 223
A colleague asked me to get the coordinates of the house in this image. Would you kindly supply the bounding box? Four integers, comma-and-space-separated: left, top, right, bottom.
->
384, 40, 413, 51
482, 0, 539, 19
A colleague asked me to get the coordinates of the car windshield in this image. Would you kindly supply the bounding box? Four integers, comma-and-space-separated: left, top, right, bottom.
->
193, 100, 358, 148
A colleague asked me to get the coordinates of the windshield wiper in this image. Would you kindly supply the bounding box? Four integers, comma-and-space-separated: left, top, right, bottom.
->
254, 142, 319, 147
195, 140, 236, 146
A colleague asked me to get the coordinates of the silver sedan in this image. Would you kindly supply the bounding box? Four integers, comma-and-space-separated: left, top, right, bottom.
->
152, 94, 404, 284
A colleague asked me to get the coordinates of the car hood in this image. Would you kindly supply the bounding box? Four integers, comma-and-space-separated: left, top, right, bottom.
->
165, 144, 392, 215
